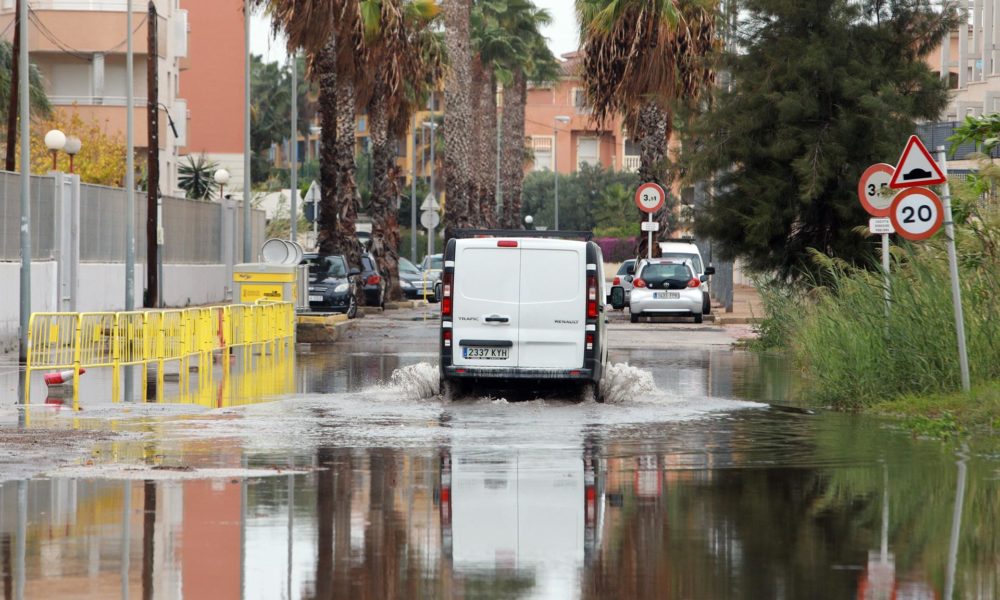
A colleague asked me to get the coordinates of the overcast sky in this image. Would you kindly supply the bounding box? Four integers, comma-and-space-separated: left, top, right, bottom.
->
250, 0, 579, 64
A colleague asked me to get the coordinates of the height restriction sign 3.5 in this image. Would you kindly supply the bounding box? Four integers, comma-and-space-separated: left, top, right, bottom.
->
858, 163, 894, 216
635, 183, 666, 213
889, 187, 943, 241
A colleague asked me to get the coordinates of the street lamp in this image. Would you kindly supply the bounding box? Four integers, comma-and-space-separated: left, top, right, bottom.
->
553, 115, 571, 230
44, 129, 67, 171
524, 214, 533, 230
64, 136, 82, 174
215, 168, 231, 199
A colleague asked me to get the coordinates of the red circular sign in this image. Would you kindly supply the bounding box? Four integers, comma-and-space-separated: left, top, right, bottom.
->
857, 163, 895, 217
888, 187, 944, 241
635, 183, 666, 214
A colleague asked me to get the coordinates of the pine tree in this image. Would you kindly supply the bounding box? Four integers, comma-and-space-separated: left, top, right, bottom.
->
686, 0, 956, 279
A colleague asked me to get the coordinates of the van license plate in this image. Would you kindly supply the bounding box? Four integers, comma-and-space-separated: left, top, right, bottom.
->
654, 292, 680, 300
463, 347, 509, 360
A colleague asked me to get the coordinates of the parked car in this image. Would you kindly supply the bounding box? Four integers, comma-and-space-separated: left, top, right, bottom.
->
607, 259, 636, 308
359, 253, 386, 307
625, 259, 704, 324
302, 253, 361, 318
420, 253, 444, 302
398, 257, 426, 300
658, 240, 716, 315
439, 234, 608, 401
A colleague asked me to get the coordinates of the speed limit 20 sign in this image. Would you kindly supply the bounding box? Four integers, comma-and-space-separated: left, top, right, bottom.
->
889, 187, 943, 241
635, 183, 666, 214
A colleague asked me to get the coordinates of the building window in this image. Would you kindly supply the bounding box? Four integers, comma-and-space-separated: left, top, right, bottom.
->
577, 137, 599, 169
571, 88, 589, 112
531, 136, 553, 171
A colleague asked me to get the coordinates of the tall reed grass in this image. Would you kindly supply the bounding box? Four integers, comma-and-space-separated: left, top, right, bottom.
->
757, 213, 1000, 407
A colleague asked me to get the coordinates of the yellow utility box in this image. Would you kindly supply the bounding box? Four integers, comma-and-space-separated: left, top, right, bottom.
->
234, 263, 306, 307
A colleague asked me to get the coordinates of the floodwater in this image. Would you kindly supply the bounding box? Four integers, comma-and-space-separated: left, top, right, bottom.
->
0, 312, 997, 599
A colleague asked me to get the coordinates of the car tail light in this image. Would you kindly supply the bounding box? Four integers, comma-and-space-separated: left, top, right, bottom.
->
585, 333, 594, 351
442, 272, 453, 317
613, 276, 621, 285
497, 240, 518, 248
586, 275, 598, 318
366, 274, 381, 286
633, 278, 646, 288
688, 278, 701, 288
443, 329, 452, 347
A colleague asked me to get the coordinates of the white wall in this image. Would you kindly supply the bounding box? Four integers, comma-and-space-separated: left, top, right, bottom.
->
1, 262, 229, 352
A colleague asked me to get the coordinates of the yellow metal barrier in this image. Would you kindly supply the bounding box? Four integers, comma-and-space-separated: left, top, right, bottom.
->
24, 302, 296, 409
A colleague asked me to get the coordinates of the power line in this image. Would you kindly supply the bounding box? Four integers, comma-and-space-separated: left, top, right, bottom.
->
26, 9, 148, 62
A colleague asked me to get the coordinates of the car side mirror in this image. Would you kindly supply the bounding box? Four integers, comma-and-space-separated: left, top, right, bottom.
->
610, 286, 626, 310
348, 268, 361, 277
704, 266, 716, 276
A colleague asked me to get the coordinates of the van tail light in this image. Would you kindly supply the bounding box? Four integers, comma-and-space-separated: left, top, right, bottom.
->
442, 272, 453, 317
688, 278, 701, 288
366, 274, 381, 286
633, 278, 646, 288
586, 275, 598, 319
585, 333, 594, 352
443, 329, 452, 347
613, 276, 621, 285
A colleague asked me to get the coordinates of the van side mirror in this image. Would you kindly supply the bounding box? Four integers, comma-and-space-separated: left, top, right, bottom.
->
610, 286, 626, 310
704, 265, 716, 276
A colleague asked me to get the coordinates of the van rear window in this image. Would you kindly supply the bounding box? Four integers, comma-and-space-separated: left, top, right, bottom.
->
663, 253, 703, 274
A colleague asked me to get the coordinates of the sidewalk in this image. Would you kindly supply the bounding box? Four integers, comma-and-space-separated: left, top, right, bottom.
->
713, 284, 764, 325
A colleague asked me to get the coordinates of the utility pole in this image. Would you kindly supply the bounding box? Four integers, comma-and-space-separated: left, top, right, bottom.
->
4, 0, 20, 171
145, 1, 159, 308
410, 113, 417, 263
243, 0, 253, 262
125, 0, 136, 312
289, 51, 298, 243
17, 0, 29, 363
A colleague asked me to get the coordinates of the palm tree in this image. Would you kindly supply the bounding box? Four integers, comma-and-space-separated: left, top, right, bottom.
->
576, 0, 718, 254
178, 155, 220, 200
2, 37, 52, 171
360, 0, 444, 301
442, 0, 476, 234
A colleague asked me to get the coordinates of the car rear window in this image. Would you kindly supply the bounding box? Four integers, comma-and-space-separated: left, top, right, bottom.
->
424, 256, 443, 270
640, 263, 692, 289
616, 260, 634, 275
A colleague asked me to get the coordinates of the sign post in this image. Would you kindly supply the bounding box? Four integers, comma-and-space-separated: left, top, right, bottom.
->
421, 193, 440, 257
635, 183, 666, 260
935, 147, 971, 392
859, 163, 896, 317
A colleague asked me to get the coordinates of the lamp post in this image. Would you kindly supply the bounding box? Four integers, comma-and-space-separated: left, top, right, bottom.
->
64, 136, 81, 174
553, 115, 571, 230
216, 168, 233, 300
44, 129, 66, 171
524, 215, 533, 230
215, 168, 231, 200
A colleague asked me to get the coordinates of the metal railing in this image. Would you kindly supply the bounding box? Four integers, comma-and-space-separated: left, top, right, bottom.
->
24, 302, 296, 409
622, 155, 641, 173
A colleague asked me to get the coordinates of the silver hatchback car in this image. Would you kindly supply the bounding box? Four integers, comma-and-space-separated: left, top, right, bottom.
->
627, 260, 704, 323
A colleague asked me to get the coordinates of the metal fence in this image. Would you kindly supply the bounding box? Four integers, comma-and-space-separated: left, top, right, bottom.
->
1, 170, 265, 264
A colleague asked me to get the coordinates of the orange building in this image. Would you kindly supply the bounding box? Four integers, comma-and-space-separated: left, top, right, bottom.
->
523, 52, 637, 175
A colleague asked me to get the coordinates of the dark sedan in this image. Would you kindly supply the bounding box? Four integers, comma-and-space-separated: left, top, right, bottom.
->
302, 254, 360, 318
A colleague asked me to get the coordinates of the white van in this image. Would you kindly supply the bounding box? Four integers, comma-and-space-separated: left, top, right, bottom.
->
439, 232, 608, 401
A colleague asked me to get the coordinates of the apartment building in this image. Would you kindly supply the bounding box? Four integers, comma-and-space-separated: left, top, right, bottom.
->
0, 0, 190, 193
523, 51, 635, 175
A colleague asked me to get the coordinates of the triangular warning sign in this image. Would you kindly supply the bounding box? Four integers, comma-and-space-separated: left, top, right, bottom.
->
889, 135, 946, 189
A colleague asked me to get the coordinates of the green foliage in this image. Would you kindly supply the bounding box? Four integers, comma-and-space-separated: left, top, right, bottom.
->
0, 40, 51, 123
685, 0, 956, 280
521, 164, 640, 231
762, 214, 1000, 408
948, 113, 1000, 156
178, 155, 220, 200
250, 54, 315, 184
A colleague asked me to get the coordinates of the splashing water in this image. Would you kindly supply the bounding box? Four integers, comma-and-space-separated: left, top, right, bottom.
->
599, 363, 658, 404
387, 363, 440, 399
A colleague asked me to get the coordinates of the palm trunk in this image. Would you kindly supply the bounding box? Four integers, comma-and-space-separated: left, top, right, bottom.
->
317, 39, 340, 255
477, 71, 498, 228
4, 0, 21, 171
367, 84, 403, 302
500, 69, 527, 229
634, 101, 673, 258
333, 74, 361, 271
442, 0, 475, 235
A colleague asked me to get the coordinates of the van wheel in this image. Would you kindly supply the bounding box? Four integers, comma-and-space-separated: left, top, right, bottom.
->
630, 312, 639, 324
694, 313, 704, 324
441, 378, 464, 401
581, 381, 605, 404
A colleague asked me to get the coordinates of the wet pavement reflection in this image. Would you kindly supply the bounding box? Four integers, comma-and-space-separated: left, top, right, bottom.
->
0, 317, 997, 599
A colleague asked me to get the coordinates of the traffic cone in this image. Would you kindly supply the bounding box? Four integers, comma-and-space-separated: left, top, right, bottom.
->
43, 368, 85, 386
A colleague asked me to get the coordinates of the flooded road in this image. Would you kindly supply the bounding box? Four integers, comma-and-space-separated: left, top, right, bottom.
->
0, 307, 997, 599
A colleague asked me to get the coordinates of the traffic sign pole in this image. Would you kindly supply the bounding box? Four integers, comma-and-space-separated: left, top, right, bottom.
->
881, 233, 890, 321
936, 147, 971, 392
647, 213, 654, 261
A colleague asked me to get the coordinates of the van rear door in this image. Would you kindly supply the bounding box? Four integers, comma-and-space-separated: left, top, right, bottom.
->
451, 240, 521, 368
517, 240, 586, 369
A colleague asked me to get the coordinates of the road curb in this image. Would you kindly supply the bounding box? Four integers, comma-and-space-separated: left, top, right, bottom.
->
296, 313, 357, 343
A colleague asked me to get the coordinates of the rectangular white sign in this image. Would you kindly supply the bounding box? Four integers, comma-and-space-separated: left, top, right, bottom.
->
869, 217, 894, 234
640, 221, 660, 232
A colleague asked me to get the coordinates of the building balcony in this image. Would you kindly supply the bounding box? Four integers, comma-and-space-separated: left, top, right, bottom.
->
622, 155, 640, 173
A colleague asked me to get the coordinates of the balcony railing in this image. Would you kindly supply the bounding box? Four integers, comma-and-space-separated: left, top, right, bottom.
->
622, 155, 640, 173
